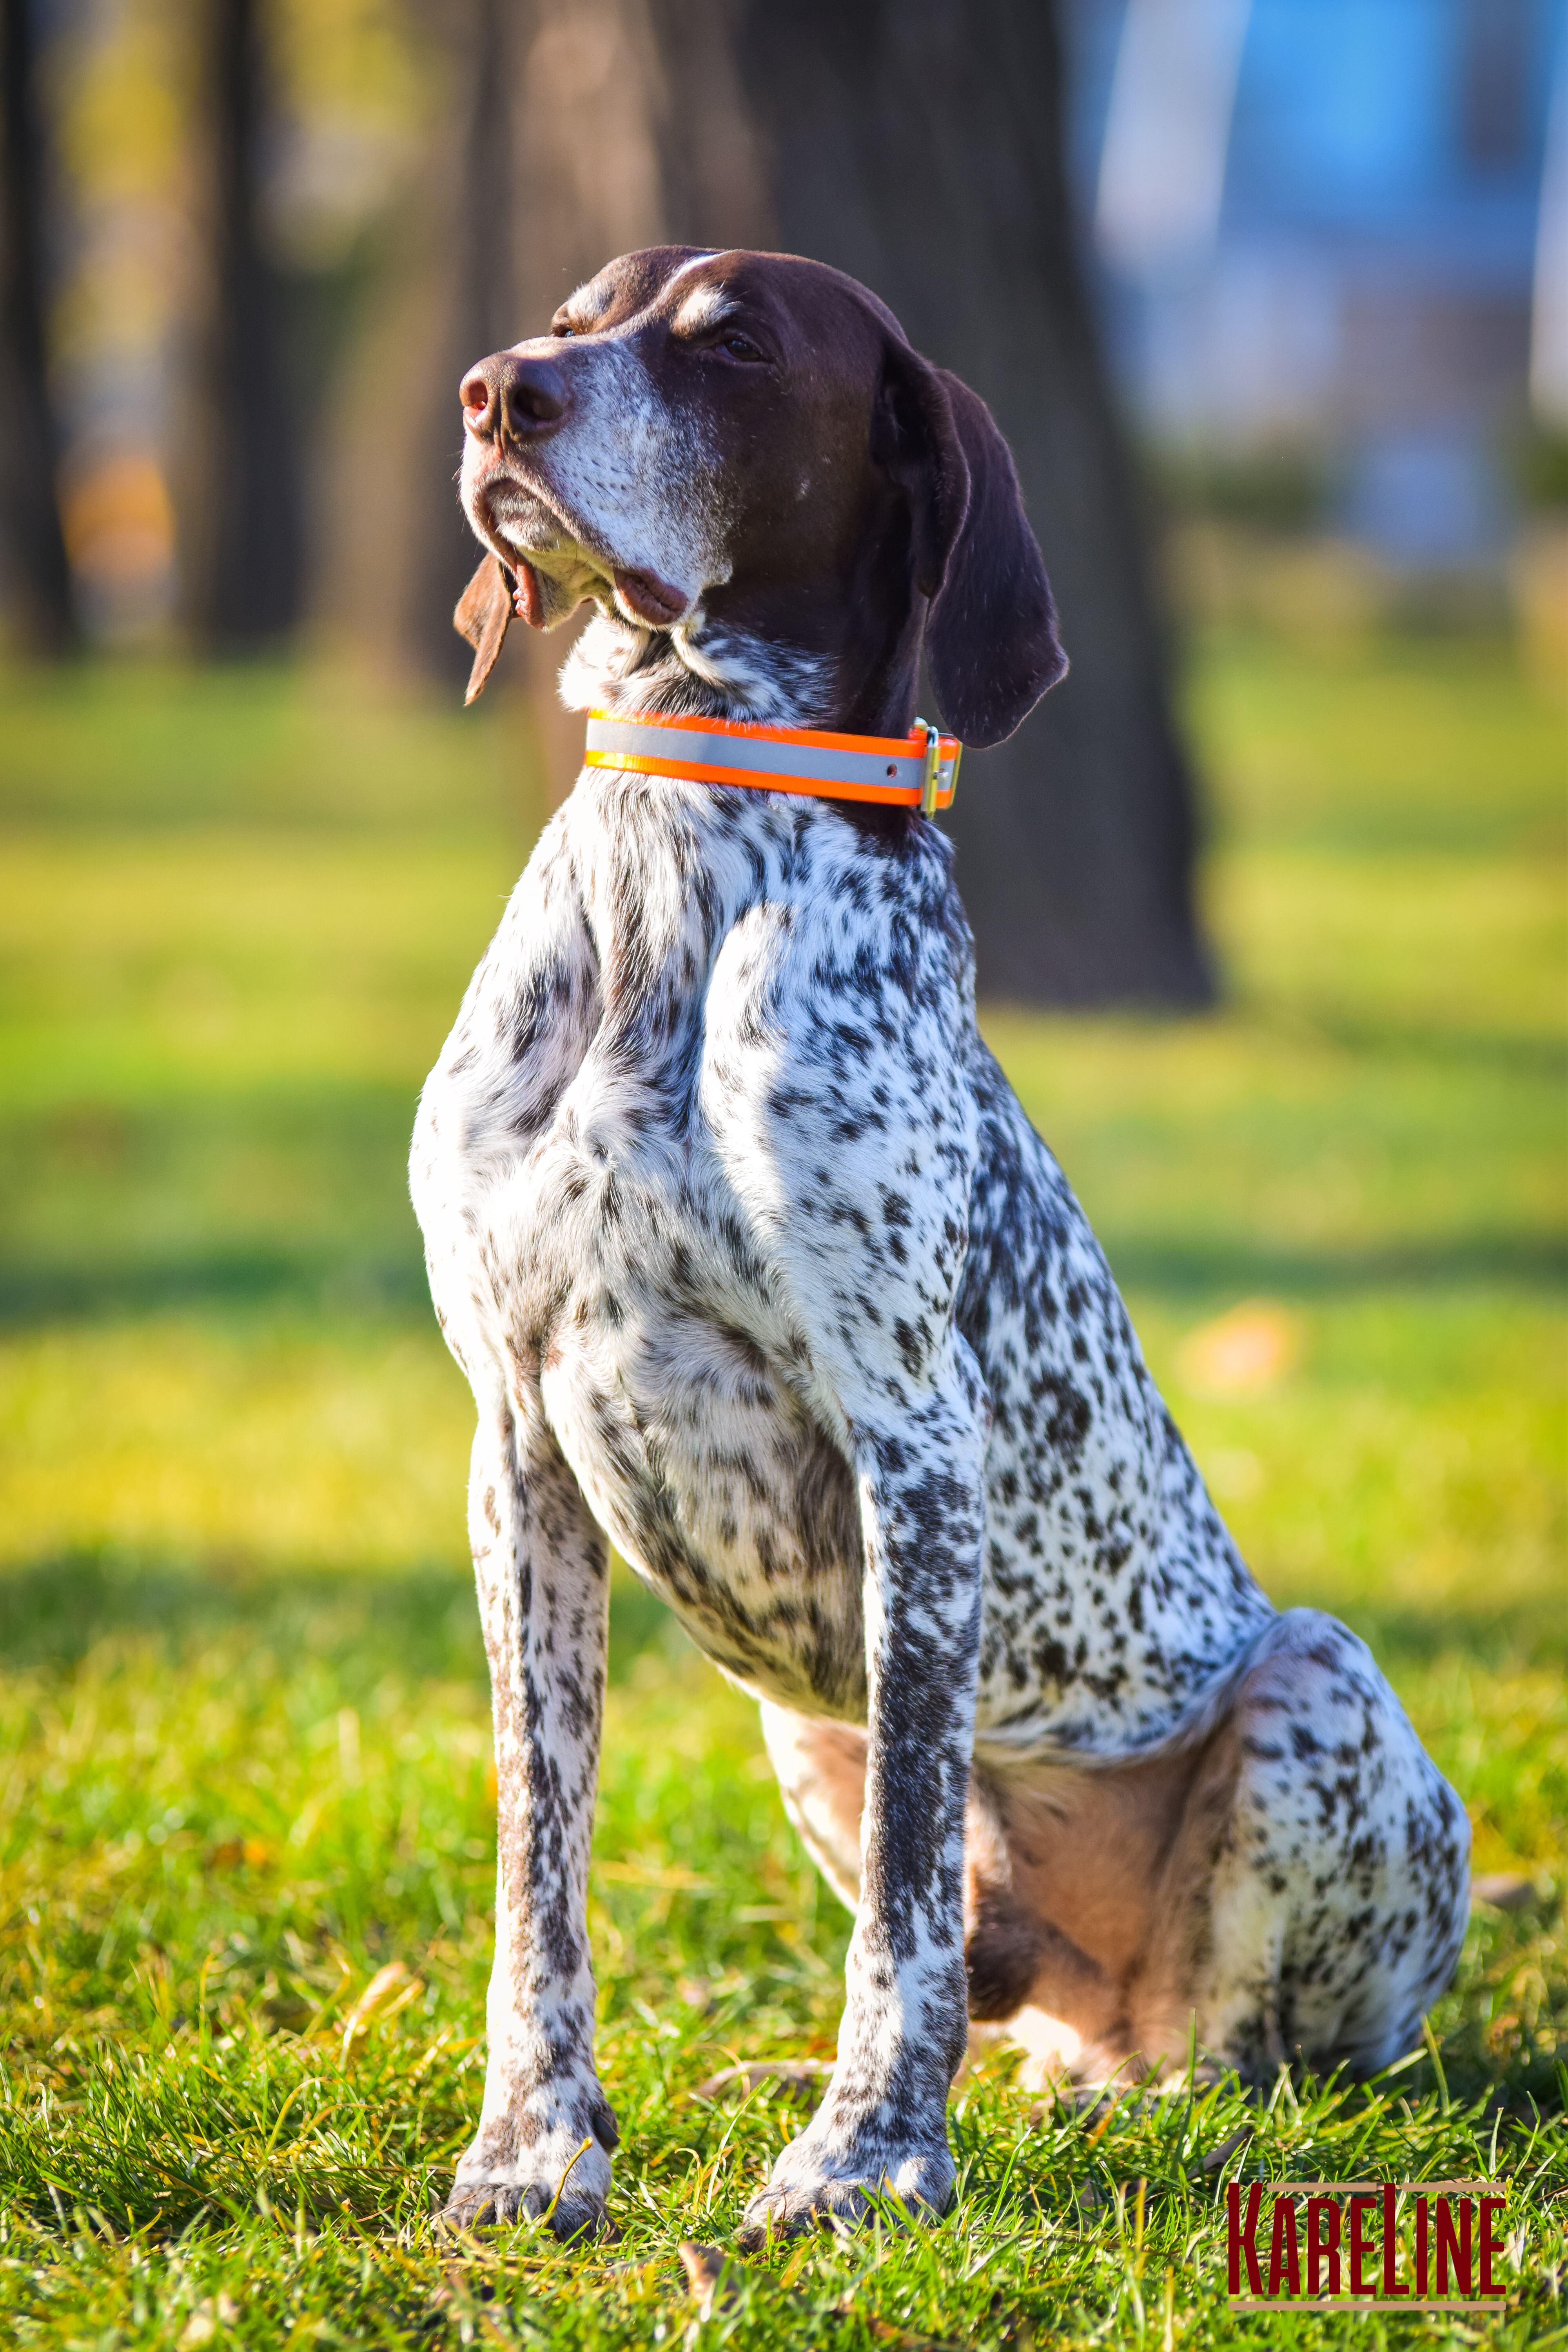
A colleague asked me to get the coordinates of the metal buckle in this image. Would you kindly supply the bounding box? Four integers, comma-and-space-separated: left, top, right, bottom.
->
916, 716, 943, 815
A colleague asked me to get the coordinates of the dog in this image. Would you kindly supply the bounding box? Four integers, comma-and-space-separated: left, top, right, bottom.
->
410, 245, 1470, 2244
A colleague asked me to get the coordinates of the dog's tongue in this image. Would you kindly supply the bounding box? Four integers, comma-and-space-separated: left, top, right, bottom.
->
510, 560, 543, 628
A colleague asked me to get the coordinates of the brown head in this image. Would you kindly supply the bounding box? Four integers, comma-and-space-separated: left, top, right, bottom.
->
454, 246, 1066, 748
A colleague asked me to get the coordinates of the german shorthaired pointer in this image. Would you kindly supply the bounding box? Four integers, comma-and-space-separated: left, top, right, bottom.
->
410, 246, 1469, 2243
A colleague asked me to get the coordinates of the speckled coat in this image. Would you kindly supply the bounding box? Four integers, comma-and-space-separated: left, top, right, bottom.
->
410, 245, 1470, 2244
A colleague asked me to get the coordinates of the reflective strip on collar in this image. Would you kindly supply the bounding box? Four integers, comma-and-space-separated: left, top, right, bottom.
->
583, 711, 961, 810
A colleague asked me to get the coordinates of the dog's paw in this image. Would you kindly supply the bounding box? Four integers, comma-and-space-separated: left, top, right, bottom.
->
442, 2134, 613, 2243
736, 2125, 955, 2249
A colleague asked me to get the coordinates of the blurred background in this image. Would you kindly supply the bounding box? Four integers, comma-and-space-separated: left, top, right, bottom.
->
0, 0, 1563, 2069
3, 0, 1564, 996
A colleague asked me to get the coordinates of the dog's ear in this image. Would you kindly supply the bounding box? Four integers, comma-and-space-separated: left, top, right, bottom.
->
875, 345, 1066, 748
454, 555, 514, 706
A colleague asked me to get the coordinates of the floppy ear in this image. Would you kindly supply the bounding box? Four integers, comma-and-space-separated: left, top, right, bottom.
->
454, 554, 514, 706
875, 345, 1066, 748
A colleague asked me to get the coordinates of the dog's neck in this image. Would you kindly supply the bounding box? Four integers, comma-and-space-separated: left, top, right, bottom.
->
556, 499, 927, 744
558, 608, 841, 731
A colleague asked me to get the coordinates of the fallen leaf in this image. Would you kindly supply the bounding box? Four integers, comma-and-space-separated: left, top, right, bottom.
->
1178, 1301, 1301, 1397
339, 1962, 422, 2060
677, 2240, 744, 2318
1472, 1872, 1537, 1912
1203, 2124, 1255, 2172
690, 2058, 834, 2103
178, 2296, 238, 2348
206, 1840, 270, 1871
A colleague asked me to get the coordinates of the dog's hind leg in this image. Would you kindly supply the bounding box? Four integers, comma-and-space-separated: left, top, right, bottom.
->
965, 1613, 1470, 2093
1191, 1609, 1471, 2080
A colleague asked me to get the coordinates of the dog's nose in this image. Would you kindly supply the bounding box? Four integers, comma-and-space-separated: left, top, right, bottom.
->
460, 352, 570, 444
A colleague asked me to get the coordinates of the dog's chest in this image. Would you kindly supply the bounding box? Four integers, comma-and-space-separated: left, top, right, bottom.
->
414, 784, 868, 1711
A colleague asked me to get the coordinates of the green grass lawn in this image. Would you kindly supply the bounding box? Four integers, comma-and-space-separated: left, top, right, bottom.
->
0, 636, 1563, 2347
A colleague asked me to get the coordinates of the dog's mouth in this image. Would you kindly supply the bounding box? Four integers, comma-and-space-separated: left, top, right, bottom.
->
508, 552, 683, 632
470, 462, 691, 635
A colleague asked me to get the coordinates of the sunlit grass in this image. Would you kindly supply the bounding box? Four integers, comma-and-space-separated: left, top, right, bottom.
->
0, 1612, 1562, 2345
0, 633, 1563, 2344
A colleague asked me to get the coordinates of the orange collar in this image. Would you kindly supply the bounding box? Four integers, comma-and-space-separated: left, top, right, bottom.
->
584, 710, 962, 813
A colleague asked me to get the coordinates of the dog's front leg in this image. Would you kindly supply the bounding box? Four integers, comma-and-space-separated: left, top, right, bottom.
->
446, 1394, 616, 2239
741, 1361, 986, 2244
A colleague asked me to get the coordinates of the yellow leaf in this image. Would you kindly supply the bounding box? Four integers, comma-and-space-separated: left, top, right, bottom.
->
339, 1962, 421, 2061
1176, 1300, 1302, 1397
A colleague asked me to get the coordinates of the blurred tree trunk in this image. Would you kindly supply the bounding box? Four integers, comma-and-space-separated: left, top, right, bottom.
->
409, 0, 522, 691
402, 0, 1211, 1004
719, 0, 1213, 1007
0, 0, 75, 653
188, 0, 303, 646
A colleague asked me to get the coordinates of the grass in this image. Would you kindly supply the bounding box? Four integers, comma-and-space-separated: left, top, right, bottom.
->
0, 631, 1563, 2346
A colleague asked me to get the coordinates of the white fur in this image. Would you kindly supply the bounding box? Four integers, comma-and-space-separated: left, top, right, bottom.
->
670, 284, 741, 336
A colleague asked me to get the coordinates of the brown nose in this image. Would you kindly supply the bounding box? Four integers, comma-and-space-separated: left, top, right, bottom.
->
460, 352, 570, 443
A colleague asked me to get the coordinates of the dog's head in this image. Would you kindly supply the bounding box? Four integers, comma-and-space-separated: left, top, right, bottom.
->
455, 247, 1065, 747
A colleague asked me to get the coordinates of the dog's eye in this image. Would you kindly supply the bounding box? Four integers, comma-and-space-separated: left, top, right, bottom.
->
718, 330, 765, 362
552, 323, 577, 339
